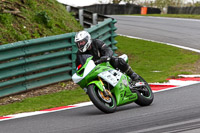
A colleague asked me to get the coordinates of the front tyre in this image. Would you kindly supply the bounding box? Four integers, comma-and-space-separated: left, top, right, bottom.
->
135, 76, 154, 106
87, 84, 117, 113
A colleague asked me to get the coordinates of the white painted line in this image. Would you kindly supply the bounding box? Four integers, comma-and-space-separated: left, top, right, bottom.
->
123, 15, 200, 22
152, 86, 179, 93
73, 101, 93, 107
0, 102, 93, 122
153, 82, 200, 93
179, 75, 200, 78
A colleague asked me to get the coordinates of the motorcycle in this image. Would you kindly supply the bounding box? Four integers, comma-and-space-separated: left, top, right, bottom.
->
72, 54, 154, 113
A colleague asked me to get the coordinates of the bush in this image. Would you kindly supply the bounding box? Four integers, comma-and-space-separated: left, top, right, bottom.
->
35, 11, 53, 28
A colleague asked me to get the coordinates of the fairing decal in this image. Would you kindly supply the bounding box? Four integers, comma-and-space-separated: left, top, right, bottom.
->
98, 70, 122, 87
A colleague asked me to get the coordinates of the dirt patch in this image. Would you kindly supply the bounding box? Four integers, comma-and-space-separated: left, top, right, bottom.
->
172, 58, 200, 75
182, 59, 200, 74
0, 81, 78, 105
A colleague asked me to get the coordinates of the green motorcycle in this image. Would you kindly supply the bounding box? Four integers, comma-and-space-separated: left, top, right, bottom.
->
72, 54, 154, 113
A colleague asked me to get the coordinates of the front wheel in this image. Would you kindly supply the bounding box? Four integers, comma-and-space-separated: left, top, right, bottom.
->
87, 84, 117, 113
135, 76, 154, 106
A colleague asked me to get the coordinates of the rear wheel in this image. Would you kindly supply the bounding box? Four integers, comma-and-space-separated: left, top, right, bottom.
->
87, 84, 117, 113
134, 76, 154, 106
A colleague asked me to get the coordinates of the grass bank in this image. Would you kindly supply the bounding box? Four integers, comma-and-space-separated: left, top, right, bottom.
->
0, 35, 199, 116
0, 0, 82, 45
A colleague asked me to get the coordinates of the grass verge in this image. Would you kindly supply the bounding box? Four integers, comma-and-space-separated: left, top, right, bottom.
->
116, 36, 200, 83
132, 14, 200, 19
0, 35, 199, 116
0, 87, 89, 116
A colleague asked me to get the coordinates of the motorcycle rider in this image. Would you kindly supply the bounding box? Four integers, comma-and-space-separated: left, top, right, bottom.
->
74, 30, 139, 81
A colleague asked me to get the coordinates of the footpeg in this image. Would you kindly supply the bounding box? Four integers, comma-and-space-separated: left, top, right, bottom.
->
132, 82, 145, 88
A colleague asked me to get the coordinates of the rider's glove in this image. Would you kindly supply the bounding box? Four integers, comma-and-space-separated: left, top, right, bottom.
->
95, 56, 110, 64
101, 56, 111, 62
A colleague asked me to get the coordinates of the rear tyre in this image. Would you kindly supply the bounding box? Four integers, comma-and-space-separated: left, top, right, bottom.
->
135, 76, 154, 106
87, 84, 117, 113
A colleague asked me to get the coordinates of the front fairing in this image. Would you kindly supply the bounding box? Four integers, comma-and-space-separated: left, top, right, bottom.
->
72, 60, 114, 88
72, 57, 96, 84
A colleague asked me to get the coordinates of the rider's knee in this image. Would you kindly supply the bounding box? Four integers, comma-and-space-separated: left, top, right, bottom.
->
118, 58, 129, 72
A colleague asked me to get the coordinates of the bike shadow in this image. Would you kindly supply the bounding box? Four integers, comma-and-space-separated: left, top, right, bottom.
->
79, 103, 142, 116
116, 103, 141, 112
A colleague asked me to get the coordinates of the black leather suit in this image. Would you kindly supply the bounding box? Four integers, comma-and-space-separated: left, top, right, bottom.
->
76, 39, 130, 73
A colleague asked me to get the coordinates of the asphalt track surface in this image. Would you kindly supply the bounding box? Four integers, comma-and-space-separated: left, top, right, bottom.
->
111, 15, 200, 50
1, 16, 200, 133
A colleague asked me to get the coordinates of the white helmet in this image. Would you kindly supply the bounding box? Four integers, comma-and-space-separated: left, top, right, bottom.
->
75, 31, 92, 52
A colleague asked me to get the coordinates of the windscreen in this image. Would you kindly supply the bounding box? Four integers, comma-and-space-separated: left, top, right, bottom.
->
77, 54, 92, 66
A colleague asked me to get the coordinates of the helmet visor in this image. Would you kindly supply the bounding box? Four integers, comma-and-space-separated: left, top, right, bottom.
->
76, 37, 89, 52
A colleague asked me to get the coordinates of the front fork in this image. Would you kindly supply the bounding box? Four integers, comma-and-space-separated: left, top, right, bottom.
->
98, 77, 112, 97
87, 77, 112, 97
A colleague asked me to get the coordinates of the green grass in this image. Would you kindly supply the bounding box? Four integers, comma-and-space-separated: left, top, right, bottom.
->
0, 87, 89, 116
116, 36, 200, 83
0, 35, 199, 116
132, 14, 200, 19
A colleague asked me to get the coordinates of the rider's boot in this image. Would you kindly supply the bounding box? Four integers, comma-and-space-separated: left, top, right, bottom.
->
111, 57, 139, 81
125, 66, 139, 81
